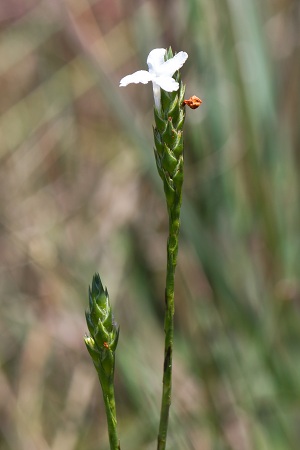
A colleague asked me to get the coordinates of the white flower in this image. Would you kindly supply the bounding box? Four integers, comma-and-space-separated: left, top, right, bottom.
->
119, 48, 188, 111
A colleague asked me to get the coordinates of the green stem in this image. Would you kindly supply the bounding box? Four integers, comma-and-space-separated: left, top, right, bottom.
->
157, 200, 181, 450
101, 381, 120, 450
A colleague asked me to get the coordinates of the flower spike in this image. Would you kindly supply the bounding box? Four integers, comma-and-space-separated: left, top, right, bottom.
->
84, 273, 120, 450
119, 46, 201, 450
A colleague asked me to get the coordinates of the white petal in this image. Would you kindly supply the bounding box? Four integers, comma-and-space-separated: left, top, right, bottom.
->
157, 51, 188, 77
154, 76, 179, 92
152, 81, 161, 111
119, 70, 154, 86
147, 48, 166, 74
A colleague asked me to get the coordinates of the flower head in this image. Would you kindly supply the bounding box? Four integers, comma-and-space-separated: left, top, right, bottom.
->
84, 273, 119, 380
120, 48, 188, 111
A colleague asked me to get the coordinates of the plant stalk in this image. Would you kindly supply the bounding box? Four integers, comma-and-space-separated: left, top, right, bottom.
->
151, 47, 186, 449
157, 196, 181, 450
101, 381, 120, 450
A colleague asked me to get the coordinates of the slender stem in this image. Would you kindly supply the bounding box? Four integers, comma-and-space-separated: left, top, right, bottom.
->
101, 381, 120, 450
157, 201, 181, 450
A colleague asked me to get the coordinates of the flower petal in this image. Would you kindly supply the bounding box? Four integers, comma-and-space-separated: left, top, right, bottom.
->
147, 48, 166, 74
119, 70, 154, 86
152, 81, 161, 111
154, 76, 179, 92
157, 51, 188, 77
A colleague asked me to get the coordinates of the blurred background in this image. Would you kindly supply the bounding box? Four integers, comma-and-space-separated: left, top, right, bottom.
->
1, 0, 300, 449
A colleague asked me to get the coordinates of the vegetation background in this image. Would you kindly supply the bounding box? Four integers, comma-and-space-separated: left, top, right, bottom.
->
1, 0, 300, 449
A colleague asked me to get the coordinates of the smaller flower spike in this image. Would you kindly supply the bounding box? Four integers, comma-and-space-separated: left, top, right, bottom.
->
84, 274, 120, 450
84, 273, 119, 387
120, 48, 188, 111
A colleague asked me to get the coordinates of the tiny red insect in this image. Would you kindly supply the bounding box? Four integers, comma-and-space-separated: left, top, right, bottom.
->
183, 95, 203, 110
103, 342, 109, 349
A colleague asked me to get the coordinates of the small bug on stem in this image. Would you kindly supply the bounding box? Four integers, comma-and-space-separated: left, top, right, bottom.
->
183, 95, 202, 109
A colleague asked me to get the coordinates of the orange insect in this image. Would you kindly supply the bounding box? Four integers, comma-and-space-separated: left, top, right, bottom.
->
183, 95, 202, 109
103, 342, 109, 349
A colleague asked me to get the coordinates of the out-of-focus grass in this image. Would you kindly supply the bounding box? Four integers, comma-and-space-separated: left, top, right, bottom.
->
1, 0, 300, 449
